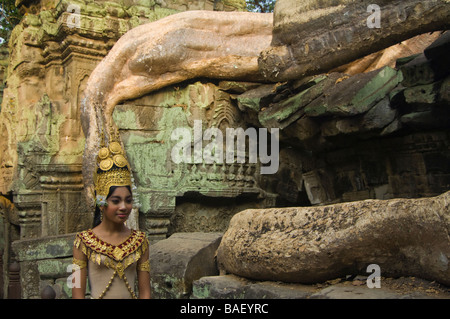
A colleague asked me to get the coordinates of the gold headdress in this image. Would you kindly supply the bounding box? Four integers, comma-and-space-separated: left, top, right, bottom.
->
94, 129, 132, 206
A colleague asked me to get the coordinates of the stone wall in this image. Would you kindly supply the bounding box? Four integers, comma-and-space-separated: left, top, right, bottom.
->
238, 32, 450, 205
113, 80, 278, 240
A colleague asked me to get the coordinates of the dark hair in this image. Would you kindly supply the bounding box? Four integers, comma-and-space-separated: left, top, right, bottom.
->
92, 185, 132, 228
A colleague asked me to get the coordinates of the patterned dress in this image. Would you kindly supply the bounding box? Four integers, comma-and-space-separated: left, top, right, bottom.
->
73, 229, 149, 299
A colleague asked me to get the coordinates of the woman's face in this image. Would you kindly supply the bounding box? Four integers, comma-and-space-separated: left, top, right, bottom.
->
102, 186, 133, 224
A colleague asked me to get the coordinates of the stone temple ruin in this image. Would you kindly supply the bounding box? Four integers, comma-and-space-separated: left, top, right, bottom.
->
0, 0, 449, 299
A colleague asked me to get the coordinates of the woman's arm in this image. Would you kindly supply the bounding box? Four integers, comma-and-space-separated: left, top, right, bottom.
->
137, 246, 151, 299
71, 245, 88, 299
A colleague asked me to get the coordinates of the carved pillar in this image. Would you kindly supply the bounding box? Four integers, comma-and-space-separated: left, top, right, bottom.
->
39, 164, 89, 236
13, 193, 42, 239
7, 261, 20, 299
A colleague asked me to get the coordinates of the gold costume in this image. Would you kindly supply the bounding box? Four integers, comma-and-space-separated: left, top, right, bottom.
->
74, 229, 149, 299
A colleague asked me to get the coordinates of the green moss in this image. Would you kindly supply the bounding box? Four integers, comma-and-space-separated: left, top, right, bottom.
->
351, 66, 400, 110
113, 109, 139, 130
37, 258, 72, 278
192, 283, 212, 299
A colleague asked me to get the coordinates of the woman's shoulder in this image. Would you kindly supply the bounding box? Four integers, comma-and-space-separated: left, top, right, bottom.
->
132, 229, 147, 238
130, 229, 148, 246
128, 229, 149, 254
76, 228, 92, 236
73, 229, 94, 247
74, 228, 93, 240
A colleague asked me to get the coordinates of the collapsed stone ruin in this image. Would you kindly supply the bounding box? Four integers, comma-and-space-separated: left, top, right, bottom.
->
0, 0, 449, 298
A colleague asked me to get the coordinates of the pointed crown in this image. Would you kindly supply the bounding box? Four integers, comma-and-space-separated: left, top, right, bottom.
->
94, 128, 132, 200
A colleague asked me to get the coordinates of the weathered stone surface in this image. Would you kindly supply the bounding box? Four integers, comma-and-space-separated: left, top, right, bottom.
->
257, 75, 329, 128
192, 274, 450, 299
244, 280, 316, 299
424, 29, 450, 61
360, 97, 397, 131
259, 0, 450, 81
235, 33, 450, 206
216, 191, 450, 286
149, 232, 222, 298
404, 82, 439, 105
192, 274, 317, 299
304, 66, 402, 117
192, 275, 248, 299
317, 97, 398, 137
236, 83, 277, 113
12, 233, 75, 262
311, 284, 425, 299
11, 233, 75, 299
399, 54, 442, 87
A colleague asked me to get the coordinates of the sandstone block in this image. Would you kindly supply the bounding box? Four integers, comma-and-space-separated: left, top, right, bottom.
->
216, 191, 450, 286
149, 232, 222, 298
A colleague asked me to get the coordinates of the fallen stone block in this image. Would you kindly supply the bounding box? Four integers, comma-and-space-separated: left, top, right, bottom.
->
360, 96, 397, 131
149, 232, 222, 298
216, 191, 450, 286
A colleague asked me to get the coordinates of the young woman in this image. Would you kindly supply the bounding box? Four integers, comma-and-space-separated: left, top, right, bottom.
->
71, 138, 151, 299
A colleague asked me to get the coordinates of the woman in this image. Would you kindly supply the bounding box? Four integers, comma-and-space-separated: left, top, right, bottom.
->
71, 136, 151, 299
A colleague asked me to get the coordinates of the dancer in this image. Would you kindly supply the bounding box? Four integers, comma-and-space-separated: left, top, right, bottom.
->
72, 132, 150, 299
